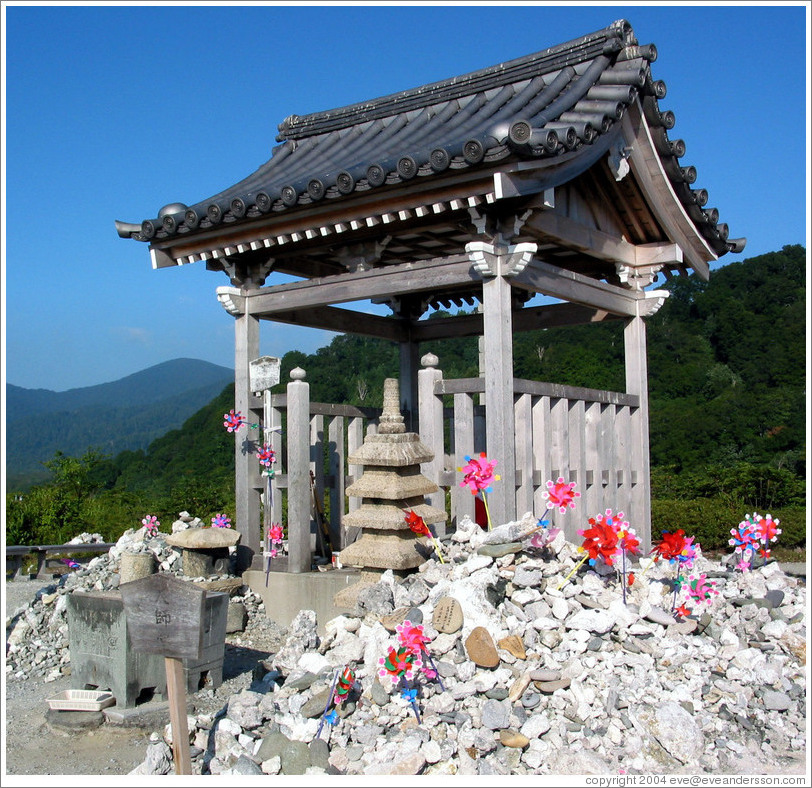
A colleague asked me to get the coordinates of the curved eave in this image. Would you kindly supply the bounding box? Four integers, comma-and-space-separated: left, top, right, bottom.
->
622, 102, 714, 280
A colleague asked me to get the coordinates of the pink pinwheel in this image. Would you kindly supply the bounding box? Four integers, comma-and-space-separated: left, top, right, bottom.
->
223, 409, 246, 433
257, 444, 276, 468
211, 513, 232, 528
458, 453, 500, 530
268, 523, 284, 543
141, 515, 160, 537
396, 620, 431, 657
683, 573, 719, 607
458, 453, 499, 495
542, 477, 581, 514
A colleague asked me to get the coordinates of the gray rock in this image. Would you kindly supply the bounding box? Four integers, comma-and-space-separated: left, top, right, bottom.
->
644, 606, 678, 626
763, 691, 792, 711
477, 543, 523, 558
255, 731, 291, 763
280, 739, 311, 775
300, 688, 332, 718
230, 754, 263, 774
226, 691, 264, 730
481, 698, 511, 730
356, 582, 394, 616
512, 566, 543, 588
521, 691, 541, 709
370, 680, 390, 707
308, 738, 331, 770
641, 701, 705, 764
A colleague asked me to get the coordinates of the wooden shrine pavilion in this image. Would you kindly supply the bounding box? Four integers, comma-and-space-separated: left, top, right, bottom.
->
117, 20, 744, 573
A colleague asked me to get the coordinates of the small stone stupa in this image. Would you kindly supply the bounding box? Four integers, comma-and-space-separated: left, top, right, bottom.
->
335, 378, 447, 604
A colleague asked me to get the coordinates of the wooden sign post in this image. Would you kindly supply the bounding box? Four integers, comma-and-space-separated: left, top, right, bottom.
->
120, 574, 206, 775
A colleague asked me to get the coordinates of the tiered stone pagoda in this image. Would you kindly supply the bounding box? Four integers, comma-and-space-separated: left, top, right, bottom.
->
337, 378, 447, 592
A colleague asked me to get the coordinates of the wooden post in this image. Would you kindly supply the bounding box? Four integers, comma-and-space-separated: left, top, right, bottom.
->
164, 657, 192, 775
399, 340, 420, 432
234, 309, 260, 572
482, 272, 516, 527
624, 315, 652, 550
418, 353, 445, 532
287, 367, 311, 573
328, 416, 345, 550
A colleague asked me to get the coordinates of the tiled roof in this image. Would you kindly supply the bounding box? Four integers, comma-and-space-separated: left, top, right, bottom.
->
117, 19, 741, 258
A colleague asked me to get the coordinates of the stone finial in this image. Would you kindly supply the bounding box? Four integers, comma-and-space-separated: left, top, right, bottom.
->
378, 378, 405, 434
421, 352, 439, 368
290, 367, 307, 381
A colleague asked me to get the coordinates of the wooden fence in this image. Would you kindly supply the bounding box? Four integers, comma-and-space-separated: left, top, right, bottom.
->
267, 358, 650, 571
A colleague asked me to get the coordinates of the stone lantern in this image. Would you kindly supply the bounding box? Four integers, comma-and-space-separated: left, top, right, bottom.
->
335, 378, 446, 604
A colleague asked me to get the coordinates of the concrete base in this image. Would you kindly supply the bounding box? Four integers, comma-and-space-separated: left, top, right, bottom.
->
242, 567, 359, 634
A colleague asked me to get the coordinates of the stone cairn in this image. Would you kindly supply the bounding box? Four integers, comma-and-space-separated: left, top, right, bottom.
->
335, 378, 446, 607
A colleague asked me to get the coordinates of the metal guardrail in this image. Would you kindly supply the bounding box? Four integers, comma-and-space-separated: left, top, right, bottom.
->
5, 543, 115, 580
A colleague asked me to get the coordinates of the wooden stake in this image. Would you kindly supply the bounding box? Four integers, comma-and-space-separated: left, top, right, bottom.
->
164, 657, 192, 775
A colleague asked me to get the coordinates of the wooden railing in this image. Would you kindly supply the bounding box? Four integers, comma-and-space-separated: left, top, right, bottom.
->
262, 357, 651, 571
418, 364, 647, 545
5, 543, 116, 580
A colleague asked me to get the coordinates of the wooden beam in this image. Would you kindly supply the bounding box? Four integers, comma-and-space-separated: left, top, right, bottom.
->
511, 258, 646, 316
262, 305, 408, 342
246, 253, 474, 314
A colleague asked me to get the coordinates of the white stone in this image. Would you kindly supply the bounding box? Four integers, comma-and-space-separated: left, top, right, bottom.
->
566, 609, 615, 634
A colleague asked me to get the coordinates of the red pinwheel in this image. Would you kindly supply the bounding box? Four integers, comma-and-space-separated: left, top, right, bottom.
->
578, 516, 620, 566
404, 510, 445, 563
542, 476, 581, 514
405, 510, 430, 536
651, 529, 697, 568
396, 620, 431, 656
334, 666, 355, 704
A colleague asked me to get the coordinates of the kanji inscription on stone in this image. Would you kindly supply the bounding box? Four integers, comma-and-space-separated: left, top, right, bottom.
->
432, 596, 463, 634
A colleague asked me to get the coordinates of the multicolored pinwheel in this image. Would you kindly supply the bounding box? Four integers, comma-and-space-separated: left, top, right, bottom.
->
211, 513, 232, 528
223, 409, 247, 433
256, 444, 276, 469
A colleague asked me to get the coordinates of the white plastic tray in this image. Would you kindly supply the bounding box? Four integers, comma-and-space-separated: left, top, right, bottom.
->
46, 689, 116, 712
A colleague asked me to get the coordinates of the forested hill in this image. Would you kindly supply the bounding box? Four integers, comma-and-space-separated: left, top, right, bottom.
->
87, 245, 805, 501
6, 359, 233, 489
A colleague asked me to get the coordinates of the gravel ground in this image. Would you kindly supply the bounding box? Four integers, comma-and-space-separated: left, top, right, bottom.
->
3, 576, 286, 778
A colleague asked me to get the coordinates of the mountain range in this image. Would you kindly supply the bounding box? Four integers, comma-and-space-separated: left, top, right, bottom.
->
6, 358, 233, 489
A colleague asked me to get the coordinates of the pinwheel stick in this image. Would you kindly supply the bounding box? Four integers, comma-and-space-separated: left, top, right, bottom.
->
422, 649, 445, 693
428, 530, 445, 564
316, 668, 341, 739
482, 493, 494, 532
556, 551, 590, 591
401, 678, 421, 724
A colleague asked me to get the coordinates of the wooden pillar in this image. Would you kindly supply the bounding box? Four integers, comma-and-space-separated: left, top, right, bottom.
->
234, 309, 260, 572
287, 367, 312, 573
624, 315, 652, 550
417, 352, 446, 532
482, 273, 516, 527
468, 240, 536, 527
399, 339, 420, 432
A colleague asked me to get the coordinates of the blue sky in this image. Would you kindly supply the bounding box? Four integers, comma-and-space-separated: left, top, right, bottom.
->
2, 2, 810, 391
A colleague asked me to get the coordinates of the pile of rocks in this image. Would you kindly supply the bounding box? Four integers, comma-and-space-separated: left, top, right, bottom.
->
130, 514, 806, 777
5, 516, 264, 683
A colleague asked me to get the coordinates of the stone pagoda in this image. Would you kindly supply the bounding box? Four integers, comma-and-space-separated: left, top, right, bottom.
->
336, 378, 447, 600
